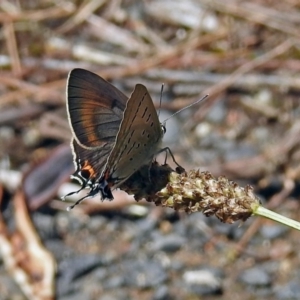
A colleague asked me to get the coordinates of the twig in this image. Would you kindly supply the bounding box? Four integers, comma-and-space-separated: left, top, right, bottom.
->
0, 5, 74, 22
3, 22, 21, 75
56, 0, 107, 34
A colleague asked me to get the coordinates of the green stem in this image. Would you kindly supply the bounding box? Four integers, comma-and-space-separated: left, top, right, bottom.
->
254, 205, 300, 231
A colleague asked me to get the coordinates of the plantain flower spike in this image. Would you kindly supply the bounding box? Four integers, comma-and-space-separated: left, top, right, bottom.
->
121, 163, 261, 224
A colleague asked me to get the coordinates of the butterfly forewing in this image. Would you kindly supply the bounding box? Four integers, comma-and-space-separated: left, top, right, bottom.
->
67, 68, 127, 148
104, 84, 164, 185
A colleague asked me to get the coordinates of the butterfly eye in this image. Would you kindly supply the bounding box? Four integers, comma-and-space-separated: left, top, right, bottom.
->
161, 124, 166, 134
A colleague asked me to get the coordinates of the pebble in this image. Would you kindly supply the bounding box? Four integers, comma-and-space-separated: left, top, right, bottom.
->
150, 233, 186, 252
239, 267, 271, 286
260, 224, 288, 240
183, 268, 223, 296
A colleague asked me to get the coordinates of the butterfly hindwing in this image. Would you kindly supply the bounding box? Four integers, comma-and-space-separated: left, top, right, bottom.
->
71, 139, 112, 185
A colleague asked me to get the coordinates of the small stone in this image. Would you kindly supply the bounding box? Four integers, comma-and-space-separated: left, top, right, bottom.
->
183, 268, 223, 296
239, 267, 271, 286
150, 234, 186, 252
260, 224, 288, 240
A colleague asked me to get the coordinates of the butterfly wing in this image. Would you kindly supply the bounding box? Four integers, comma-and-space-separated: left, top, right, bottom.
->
103, 84, 164, 186
71, 138, 112, 185
67, 68, 127, 149
67, 68, 128, 187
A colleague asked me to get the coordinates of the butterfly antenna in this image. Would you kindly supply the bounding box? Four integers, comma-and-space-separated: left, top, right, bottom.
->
163, 94, 209, 124
158, 83, 164, 117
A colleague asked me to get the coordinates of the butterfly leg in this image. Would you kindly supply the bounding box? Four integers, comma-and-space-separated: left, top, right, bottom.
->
65, 181, 100, 209
66, 193, 91, 211
157, 147, 185, 173
61, 184, 87, 201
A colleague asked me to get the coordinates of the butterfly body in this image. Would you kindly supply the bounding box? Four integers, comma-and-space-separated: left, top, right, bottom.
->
65, 69, 164, 207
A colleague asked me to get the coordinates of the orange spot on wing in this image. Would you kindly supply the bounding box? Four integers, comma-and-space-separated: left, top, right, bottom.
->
81, 161, 97, 179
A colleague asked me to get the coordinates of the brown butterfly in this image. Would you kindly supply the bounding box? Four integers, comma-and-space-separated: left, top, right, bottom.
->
64, 69, 166, 209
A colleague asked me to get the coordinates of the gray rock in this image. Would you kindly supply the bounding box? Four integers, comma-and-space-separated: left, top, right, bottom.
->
150, 234, 186, 252
260, 224, 288, 240
239, 267, 271, 286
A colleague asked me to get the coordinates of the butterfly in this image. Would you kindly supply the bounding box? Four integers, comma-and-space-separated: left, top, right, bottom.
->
64, 68, 166, 209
